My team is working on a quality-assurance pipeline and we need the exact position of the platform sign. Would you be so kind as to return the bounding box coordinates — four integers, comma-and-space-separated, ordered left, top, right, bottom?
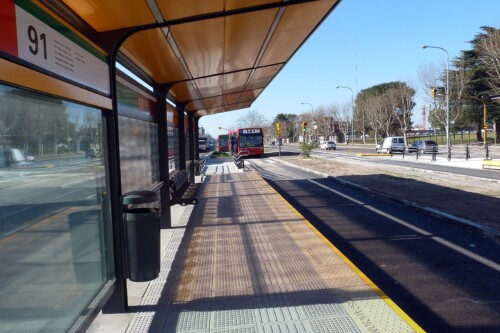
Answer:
0, 0, 110, 94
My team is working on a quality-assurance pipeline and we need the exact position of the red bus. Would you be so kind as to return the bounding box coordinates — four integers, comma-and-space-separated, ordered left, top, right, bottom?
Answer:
217, 134, 229, 152
228, 128, 264, 157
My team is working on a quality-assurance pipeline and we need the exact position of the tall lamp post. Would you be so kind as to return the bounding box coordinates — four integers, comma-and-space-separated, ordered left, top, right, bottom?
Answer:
301, 102, 314, 142
422, 45, 450, 159
336, 86, 354, 145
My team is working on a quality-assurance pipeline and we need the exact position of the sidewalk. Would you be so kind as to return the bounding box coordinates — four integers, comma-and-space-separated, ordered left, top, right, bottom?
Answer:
86, 160, 243, 333
86, 204, 193, 333
364, 153, 487, 170
87, 159, 423, 333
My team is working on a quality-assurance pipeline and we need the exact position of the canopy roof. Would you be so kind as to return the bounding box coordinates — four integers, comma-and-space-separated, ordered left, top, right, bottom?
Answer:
41, 0, 341, 117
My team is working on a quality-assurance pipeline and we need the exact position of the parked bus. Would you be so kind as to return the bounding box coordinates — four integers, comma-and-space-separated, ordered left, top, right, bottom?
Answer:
198, 137, 208, 152
228, 128, 264, 157
217, 134, 229, 152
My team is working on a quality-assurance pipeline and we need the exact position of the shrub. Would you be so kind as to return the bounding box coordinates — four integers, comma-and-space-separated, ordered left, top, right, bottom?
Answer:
300, 142, 315, 158
211, 151, 231, 158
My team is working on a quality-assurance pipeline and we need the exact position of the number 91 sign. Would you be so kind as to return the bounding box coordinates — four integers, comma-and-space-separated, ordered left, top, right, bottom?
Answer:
2, 1, 110, 94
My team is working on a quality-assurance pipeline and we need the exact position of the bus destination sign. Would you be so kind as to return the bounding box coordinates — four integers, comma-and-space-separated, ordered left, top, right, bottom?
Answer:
241, 129, 261, 134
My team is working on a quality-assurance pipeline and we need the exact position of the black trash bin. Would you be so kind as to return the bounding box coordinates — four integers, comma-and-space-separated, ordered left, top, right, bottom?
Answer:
122, 191, 160, 282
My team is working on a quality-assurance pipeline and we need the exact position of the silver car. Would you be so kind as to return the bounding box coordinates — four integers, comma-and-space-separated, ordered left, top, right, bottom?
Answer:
319, 141, 336, 150
409, 140, 438, 154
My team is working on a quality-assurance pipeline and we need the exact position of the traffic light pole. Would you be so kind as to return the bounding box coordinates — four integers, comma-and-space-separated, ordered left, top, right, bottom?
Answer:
276, 122, 282, 157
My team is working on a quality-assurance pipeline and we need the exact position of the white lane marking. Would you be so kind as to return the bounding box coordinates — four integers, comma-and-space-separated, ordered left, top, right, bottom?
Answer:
308, 179, 500, 272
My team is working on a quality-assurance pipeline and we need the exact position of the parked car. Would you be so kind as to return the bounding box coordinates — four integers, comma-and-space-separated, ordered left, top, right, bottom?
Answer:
86, 148, 98, 158
376, 136, 406, 154
319, 141, 336, 150
408, 140, 438, 154
408, 142, 418, 153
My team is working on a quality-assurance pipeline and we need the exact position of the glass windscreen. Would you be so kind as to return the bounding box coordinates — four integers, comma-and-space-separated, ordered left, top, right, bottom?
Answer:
240, 133, 263, 148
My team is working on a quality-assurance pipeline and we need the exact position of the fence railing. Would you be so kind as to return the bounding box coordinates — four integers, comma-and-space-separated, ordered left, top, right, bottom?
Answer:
402, 143, 498, 162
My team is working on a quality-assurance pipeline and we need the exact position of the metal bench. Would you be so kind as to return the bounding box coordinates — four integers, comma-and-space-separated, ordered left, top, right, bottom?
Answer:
169, 170, 202, 206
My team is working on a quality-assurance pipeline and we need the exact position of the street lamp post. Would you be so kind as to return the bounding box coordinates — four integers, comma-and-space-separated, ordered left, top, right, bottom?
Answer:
422, 45, 450, 160
301, 102, 313, 142
336, 86, 354, 145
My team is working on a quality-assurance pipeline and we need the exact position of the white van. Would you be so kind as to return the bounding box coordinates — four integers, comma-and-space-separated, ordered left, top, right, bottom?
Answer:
0, 147, 31, 167
376, 137, 406, 154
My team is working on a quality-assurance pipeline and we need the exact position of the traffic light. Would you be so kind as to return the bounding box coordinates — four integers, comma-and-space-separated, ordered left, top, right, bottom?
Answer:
276, 122, 282, 137
302, 122, 308, 132
431, 87, 437, 98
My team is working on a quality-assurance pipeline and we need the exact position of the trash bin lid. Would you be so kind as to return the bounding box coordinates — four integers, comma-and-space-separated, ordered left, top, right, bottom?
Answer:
122, 190, 158, 205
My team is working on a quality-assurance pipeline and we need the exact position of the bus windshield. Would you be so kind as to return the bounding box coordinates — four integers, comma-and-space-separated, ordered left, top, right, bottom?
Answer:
218, 135, 228, 146
198, 137, 208, 151
240, 133, 263, 148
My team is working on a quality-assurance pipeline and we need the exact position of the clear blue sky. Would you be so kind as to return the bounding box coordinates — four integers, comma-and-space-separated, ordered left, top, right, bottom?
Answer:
200, 0, 500, 138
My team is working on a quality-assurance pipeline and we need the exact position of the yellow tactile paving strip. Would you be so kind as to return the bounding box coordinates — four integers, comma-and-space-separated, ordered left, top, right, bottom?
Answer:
129, 172, 424, 332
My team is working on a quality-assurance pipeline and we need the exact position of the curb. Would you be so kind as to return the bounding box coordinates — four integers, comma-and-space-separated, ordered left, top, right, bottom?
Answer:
269, 157, 500, 240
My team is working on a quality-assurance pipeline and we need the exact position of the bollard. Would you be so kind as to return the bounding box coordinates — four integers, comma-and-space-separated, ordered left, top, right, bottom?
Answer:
431, 147, 437, 162
465, 143, 470, 160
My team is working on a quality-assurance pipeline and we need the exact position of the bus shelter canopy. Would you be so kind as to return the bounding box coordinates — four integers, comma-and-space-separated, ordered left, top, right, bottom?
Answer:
41, 0, 341, 117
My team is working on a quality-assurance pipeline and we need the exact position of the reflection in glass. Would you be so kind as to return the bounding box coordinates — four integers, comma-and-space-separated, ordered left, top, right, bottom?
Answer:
0, 85, 114, 333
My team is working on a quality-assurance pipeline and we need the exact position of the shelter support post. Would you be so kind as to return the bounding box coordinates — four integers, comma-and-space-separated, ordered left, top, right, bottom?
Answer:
156, 87, 171, 229
177, 105, 187, 171
102, 45, 127, 314
188, 114, 196, 183
194, 117, 200, 160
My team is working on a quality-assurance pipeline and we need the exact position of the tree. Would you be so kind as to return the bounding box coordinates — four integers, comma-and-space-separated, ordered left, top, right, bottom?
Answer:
418, 62, 446, 127
337, 102, 351, 144
273, 113, 297, 141
476, 27, 500, 95
356, 82, 413, 143
353, 96, 369, 144
386, 82, 416, 144
235, 110, 269, 128
324, 103, 341, 142
476, 26, 500, 140
449, 27, 500, 141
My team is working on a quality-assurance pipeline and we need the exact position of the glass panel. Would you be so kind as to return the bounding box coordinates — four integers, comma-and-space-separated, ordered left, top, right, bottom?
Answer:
118, 116, 159, 193
0, 84, 114, 333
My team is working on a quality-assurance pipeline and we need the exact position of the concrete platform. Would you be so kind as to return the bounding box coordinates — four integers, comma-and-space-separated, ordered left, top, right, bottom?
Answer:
87, 158, 423, 333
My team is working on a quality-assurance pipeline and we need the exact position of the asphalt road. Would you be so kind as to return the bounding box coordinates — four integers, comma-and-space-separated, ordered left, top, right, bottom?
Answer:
246, 157, 500, 333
